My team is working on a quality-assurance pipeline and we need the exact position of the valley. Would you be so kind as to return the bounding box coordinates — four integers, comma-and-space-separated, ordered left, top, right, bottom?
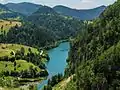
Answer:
0, 2, 84, 90
0, 0, 118, 90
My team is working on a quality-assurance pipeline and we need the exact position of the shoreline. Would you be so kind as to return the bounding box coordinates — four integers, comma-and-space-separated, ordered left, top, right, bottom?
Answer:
0, 40, 69, 90
37, 41, 70, 90
42, 39, 69, 50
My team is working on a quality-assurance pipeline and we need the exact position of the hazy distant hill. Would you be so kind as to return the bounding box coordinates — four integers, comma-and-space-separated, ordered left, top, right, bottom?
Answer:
53, 5, 106, 20
0, 3, 9, 11
5, 2, 106, 20
5, 2, 42, 16
0, 4, 24, 20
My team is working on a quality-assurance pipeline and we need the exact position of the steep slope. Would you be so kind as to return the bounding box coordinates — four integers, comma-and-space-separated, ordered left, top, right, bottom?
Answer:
5, 2, 42, 16
28, 6, 84, 40
54, 5, 106, 20
63, 0, 120, 90
1, 24, 55, 47
0, 4, 24, 20
0, 6, 84, 48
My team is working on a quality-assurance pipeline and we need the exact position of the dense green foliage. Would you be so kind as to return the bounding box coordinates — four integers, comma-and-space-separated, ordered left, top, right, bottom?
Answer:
0, 3, 85, 89
0, 44, 49, 77
43, 73, 63, 90
0, 44, 49, 88
65, 0, 120, 90
0, 1, 116, 90
0, 24, 55, 47
0, 6, 84, 48
27, 6, 84, 40
0, 4, 24, 20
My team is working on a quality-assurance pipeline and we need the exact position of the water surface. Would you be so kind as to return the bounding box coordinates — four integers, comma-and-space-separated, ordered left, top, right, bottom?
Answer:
38, 42, 70, 90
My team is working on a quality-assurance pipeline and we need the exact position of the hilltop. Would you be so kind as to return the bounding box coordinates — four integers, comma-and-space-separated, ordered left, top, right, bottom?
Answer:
53, 5, 106, 20
0, 4, 24, 20
5, 2, 105, 20
5, 2, 42, 16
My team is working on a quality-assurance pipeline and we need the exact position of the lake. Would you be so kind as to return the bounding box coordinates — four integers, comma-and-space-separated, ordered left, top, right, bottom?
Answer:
37, 42, 70, 90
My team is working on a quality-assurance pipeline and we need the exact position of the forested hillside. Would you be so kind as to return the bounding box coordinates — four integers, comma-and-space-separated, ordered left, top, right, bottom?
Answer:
0, 4, 24, 20
0, 1, 113, 90
28, 6, 84, 41
0, 6, 84, 48
63, 0, 120, 90
2, 24, 55, 47
0, 43, 49, 89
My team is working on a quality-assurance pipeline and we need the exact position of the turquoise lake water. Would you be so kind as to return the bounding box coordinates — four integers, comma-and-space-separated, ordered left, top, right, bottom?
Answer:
37, 42, 70, 90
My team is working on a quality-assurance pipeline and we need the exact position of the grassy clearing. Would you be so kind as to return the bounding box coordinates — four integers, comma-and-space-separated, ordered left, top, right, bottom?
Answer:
0, 43, 39, 58
0, 84, 37, 90
0, 20, 21, 33
0, 60, 41, 73
0, 43, 47, 89
0, 87, 27, 90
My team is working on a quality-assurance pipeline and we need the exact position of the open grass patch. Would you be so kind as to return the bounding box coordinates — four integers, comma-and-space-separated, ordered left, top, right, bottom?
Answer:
0, 60, 41, 73
0, 20, 21, 33
0, 43, 39, 58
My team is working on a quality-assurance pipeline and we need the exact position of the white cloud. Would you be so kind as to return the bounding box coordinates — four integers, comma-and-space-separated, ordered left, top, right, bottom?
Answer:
0, 0, 8, 3
0, 0, 4, 2
81, 0, 94, 3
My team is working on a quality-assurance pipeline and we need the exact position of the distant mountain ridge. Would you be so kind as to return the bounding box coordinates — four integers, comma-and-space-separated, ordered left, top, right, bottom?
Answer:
5, 2, 42, 16
0, 3, 24, 20
5, 2, 106, 20
0, 3, 9, 10
53, 5, 106, 20
33, 6, 57, 14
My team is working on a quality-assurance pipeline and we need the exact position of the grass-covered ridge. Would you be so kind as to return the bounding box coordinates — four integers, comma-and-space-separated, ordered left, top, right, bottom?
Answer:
0, 43, 39, 58
0, 43, 38, 54
0, 43, 49, 88
0, 20, 21, 34
0, 60, 41, 73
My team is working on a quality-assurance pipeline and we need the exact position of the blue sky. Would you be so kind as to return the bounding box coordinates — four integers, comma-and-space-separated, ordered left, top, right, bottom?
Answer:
0, 0, 117, 9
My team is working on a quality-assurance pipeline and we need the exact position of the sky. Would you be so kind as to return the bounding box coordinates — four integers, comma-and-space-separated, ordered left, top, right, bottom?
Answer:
0, 0, 117, 9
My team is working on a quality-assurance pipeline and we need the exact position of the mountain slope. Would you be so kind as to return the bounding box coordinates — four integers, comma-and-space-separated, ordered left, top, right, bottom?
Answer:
5, 2, 42, 16
54, 5, 106, 20
0, 4, 24, 20
0, 43, 48, 88
0, 6, 84, 49
63, 0, 120, 90
27, 6, 84, 40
